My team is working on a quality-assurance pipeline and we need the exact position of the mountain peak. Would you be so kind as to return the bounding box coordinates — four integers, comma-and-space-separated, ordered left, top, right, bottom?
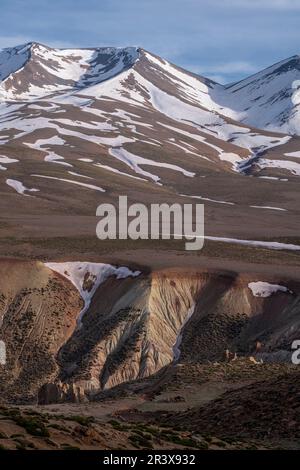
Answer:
23, 41, 44, 48
268, 54, 300, 75
1, 42, 300, 134
0, 42, 140, 99
215, 53, 300, 134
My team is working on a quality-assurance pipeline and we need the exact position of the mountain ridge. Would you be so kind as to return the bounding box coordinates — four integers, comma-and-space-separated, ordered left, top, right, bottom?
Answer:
1, 42, 300, 135
3, 41, 299, 86
0, 42, 299, 252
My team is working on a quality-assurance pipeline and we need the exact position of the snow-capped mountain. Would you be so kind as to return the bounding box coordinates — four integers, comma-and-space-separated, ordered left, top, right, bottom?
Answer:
0, 42, 300, 245
0, 43, 292, 170
0, 42, 139, 99
212, 55, 300, 135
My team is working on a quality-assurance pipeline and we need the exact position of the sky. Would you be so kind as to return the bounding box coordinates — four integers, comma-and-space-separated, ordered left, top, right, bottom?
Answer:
0, 0, 300, 84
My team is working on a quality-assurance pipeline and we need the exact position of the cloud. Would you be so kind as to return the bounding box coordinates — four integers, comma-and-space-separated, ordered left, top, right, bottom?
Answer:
197, 62, 258, 75
0, 0, 299, 84
0, 35, 30, 49
0, 34, 76, 51
204, 75, 229, 85
185, 61, 260, 84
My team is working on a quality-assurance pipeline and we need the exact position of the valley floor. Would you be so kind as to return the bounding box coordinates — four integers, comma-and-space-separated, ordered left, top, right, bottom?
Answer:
0, 359, 297, 450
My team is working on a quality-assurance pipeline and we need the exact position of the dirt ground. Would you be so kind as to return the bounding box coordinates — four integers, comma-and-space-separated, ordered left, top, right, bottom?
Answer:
1, 359, 294, 450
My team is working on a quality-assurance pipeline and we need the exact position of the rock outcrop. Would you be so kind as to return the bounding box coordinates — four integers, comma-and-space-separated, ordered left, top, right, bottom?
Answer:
0, 260, 298, 404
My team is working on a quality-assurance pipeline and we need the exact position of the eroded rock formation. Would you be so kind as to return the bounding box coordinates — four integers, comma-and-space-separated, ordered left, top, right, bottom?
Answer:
0, 260, 298, 404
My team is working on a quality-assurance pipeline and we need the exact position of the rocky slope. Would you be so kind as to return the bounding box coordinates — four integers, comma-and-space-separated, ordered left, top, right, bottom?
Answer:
0, 260, 82, 403
0, 260, 299, 404
163, 365, 300, 442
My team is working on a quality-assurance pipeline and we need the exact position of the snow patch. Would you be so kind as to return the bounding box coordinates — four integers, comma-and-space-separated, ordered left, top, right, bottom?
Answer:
206, 236, 300, 251
284, 151, 300, 158
109, 147, 195, 182
94, 162, 147, 181
6, 178, 39, 196
31, 174, 105, 192
250, 205, 286, 211
181, 193, 234, 206
45, 262, 141, 325
257, 158, 300, 176
0, 156, 19, 164
248, 281, 292, 298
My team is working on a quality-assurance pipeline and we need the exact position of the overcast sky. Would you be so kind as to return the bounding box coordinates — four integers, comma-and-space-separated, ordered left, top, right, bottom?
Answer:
0, 0, 299, 84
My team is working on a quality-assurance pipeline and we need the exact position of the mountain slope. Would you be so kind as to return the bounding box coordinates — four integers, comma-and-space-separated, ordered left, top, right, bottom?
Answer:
1, 43, 300, 441
0, 261, 299, 403
0, 43, 299, 253
0, 42, 139, 99
212, 55, 300, 135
